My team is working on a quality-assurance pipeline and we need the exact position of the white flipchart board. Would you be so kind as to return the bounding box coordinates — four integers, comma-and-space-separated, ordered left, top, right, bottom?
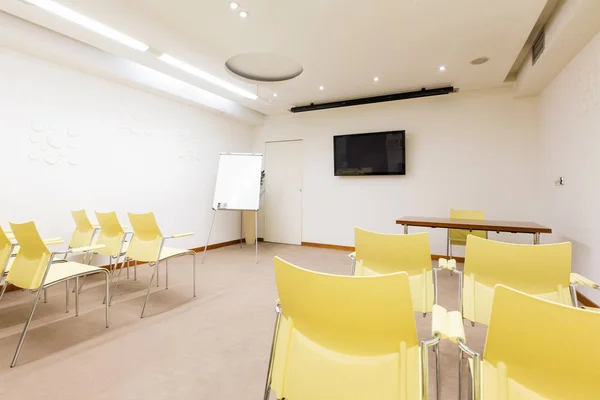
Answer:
212, 153, 263, 211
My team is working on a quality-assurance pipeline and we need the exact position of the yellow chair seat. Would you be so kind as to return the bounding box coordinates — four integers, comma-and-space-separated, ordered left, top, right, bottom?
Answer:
43, 262, 107, 287
159, 247, 193, 261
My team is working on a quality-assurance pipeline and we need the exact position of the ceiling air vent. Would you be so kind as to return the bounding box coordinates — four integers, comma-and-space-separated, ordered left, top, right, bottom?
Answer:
532, 29, 545, 65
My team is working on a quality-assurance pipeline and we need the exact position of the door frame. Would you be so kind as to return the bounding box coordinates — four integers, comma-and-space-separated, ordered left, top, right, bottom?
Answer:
263, 139, 304, 244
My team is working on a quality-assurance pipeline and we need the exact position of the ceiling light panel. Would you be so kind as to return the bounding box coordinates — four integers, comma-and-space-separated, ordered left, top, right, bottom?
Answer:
23, 0, 149, 52
159, 54, 258, 100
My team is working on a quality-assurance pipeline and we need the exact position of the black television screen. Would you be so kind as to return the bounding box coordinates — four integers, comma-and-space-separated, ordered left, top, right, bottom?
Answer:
334, 130, 406, 176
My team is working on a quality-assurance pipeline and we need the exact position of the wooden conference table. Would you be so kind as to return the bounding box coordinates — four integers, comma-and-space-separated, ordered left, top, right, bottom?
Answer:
396, 216, 552, 244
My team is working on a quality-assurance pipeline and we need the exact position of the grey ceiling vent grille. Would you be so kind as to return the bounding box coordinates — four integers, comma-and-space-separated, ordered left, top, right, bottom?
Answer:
532, 29, 545, 65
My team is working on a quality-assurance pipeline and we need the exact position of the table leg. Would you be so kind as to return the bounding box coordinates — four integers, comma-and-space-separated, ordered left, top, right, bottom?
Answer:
404, 225, 408, 234
533, 233, 540, 245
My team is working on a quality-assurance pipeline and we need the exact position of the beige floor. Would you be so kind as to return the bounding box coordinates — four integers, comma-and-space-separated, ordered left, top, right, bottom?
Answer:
0, 243, 486, 399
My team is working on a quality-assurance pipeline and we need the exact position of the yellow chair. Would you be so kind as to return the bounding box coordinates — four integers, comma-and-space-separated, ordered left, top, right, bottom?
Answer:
69, 209, 100, 253
352, 227, 436, 315
94, 211, 134, 303
458, 285, 600, 399
0, 228, 16, 280
0, 221, 108, 367
438, 235, 599, 327
3, 225, 67, 304
447, 209, 486, 257
125, 212, 196, 318
263, 257, 442, 400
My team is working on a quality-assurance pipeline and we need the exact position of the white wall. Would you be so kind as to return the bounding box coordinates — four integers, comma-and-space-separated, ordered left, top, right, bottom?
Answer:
0, 48, 256, 260
254, 89, 539, 256
538, 31, 600, 303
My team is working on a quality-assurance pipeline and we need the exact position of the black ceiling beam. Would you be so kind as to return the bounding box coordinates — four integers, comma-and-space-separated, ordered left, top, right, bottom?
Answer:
289, 86, 455, 113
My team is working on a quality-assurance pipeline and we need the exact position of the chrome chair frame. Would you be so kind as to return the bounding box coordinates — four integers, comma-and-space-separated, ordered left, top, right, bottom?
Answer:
138, 236, 197, 318
0, 246, 110, 368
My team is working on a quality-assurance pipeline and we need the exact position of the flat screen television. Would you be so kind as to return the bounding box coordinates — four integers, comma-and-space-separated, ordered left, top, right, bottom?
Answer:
334, 130, 406, 176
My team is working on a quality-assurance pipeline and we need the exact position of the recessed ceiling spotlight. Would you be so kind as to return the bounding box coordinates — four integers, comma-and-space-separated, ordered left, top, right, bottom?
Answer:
229, 2, 239, 10
470, 57, 490, 65
319, 85, 324, 91
438, 65, 447, 71
374, 77, 379, 82
273, 93, 278, 97
239, 10, 248, 18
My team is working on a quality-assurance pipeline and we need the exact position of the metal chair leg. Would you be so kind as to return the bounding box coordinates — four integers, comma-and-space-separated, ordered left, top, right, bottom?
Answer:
126, 256, 130, 279
140, 262, 158, 318
65, 280, 69, 313
0, 281, 8, 300
192, 253, 196, 297
435, 341, 441, 399
109, 258, 126, 306
165, 259, 169, 290
101, 271, 109, 327
44, 288, 48, 303
11, 290, 42, 367
458, 346, 463, 400
570, 284, 579, 307
75, 277, 80, 316
263, 310, 282, 400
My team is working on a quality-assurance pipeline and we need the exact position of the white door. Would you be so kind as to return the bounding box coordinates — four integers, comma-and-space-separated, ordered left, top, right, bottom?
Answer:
264, 140, 303, 245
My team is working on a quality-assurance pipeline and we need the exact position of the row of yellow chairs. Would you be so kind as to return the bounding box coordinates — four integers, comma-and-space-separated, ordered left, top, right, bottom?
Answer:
0, 210, 196, 367
351, 227, 598, 321
263, 228, 600, 399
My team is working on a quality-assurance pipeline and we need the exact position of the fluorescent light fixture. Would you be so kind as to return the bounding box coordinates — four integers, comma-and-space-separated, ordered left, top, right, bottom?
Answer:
23, 0, 149, 52
439, 65, 447, 71
373, 77, 379, 82
159, 54, 258, 100
319, 85, 324, 91
229, 2, 239, 10
239, 11, 248, 18
273, 93, 278, 97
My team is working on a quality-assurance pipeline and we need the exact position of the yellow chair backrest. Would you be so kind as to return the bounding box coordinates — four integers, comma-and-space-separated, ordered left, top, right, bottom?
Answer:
126, 212, 163, 262
271, 257, 420, 400
354, 227, 431, 276
463, 235, 572, 325
95, 212, 126, 257
69, 209, 96, 248
0, 227, 13, 276
484, 285, 600, 399
449, 208, 486, 244
6, 222, 51, 290
354, 227, 434, 313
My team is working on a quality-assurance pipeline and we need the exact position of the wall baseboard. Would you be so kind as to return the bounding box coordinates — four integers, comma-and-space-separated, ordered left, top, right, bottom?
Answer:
3, 237, 265, 294
301, 241, 354, 251
577, 291, 599, 308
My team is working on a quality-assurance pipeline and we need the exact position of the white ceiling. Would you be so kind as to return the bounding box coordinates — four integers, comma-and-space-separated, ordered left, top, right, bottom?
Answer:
1, 0, 549, 115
